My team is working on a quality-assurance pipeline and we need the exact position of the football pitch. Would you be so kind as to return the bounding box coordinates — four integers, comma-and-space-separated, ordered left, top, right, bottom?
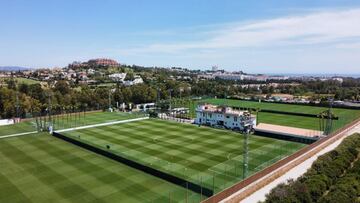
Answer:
61, 119, 305, 195
0, 111, 145, 137
0, 134, 201, 203
198, 98, 360, 131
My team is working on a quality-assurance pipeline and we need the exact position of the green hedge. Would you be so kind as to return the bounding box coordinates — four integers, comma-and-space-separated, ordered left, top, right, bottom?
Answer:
264, 133, 360, 203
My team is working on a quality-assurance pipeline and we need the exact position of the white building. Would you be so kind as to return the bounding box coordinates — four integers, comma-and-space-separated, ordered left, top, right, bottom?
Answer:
135, 102, 156, 111
124, 75, 144, 86
195, 104, 256, 131
109, 73, 127, 82
214, 72, 244, 80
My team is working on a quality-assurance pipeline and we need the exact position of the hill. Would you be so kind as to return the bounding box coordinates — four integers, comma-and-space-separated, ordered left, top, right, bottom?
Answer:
0, 66, 30, 71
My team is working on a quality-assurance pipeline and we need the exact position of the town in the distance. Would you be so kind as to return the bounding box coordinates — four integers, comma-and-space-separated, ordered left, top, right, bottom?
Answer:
1, 1, 360, 203
1, 57, 360, 203
1, 58, 359, 111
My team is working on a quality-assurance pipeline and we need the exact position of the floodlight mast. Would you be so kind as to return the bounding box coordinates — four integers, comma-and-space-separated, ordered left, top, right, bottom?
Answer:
243, 128, 249, 179
242, 110, 253, 179
318, 97, 335, 135
242, 107, 257, 179
325, 97, 334, 135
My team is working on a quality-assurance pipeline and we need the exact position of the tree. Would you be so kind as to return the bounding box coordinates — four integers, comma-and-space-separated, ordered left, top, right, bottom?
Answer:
124, 72, 135, 81
6, 79, 16, 90
28, 84, 45, 103
18, 83, 29, 94
54, 80, 71, 95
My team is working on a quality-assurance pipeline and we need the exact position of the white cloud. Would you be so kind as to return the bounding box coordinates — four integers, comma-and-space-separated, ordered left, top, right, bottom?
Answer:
121, 8, 360, 54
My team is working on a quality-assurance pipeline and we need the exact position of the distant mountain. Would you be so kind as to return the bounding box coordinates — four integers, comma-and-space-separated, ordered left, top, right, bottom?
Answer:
0, 66, 30, 71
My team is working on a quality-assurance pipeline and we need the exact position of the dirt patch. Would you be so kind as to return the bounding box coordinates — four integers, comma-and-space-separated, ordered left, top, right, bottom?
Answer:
255, 123, 323, 138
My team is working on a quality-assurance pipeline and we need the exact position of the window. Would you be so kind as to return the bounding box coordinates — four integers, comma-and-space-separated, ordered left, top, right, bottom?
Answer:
234, 116, 238, 122
226, 116, 230, 119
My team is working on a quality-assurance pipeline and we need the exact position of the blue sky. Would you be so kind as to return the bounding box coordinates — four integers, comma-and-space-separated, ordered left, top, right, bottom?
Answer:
1, 0, 360, 74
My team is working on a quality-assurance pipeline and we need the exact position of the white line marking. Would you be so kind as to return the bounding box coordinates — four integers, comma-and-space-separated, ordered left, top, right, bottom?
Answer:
0, 131, 38, 139
55, 117, 149, 133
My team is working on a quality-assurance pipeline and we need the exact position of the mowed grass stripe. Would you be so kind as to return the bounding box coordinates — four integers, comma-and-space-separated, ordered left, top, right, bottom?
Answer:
75, 126, 216, 171
27, 137, 143, 201
63, 119, 305, 191
0, 140, 71, 202
71, 118, 296, 167
0, 134, 197, 202
0, 121, 36, 137
132, 119, 290, 153
0, 111, 143, 137
0, 137, 105, 203
41, 135, 192, 202
109, 119, 280, 155
29, 136, 172, 202
111, 119, 287, 161
74, 121, 281, 173
258, 112, 320, 130
53, 111, 143, 130
202, 98, 351, 114
0, 172, 31, 202
202, 98, 360, 131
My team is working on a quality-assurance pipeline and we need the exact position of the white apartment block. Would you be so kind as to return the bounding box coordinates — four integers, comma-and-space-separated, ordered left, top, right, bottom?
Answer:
195, 104, 256, 131
109, 73, 127, 82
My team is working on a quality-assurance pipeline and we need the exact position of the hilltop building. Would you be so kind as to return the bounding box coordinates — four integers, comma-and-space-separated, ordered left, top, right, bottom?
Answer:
88, 58, 119, 66
195, 104, 256, 131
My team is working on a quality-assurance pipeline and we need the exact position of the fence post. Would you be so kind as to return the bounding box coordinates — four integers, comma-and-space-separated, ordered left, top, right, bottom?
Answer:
200, 176, 203, 201
186, 181, 188, 203
212, 174, 215, 193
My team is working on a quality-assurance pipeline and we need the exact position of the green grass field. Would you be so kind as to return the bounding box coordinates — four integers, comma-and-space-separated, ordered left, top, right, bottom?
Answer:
0, 121, 37, 136
0, 134, 201, 203
15, 77, 40, 85
198, 98, 360, 131
0, 111, 145, 137
61, 119, 305, 194
0, 112, 307, 202
0, 77, 40, 85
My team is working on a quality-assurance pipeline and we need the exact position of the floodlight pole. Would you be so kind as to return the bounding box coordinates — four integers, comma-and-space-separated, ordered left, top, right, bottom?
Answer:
325, 97, 334, 135
243, 130, 249, 179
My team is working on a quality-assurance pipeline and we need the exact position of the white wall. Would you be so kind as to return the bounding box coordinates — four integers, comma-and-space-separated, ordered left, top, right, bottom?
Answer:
0, 119, 14, 126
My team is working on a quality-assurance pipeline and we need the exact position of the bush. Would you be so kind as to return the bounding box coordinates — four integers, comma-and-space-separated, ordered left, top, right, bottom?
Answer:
318, 190, 354, 203
148, 111, 158, 118
304, 175, 328, 202
263, 133, 360, 203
